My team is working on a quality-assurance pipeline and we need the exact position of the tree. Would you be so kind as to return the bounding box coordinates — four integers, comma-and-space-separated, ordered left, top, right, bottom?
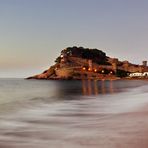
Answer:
116, 69, 128, 78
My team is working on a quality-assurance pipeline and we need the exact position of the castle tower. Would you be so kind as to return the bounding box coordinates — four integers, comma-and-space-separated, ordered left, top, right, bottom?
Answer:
60, 53, 68, 63
142, 61, 147, 67
123, 61, 129, 71
112, 63, 117, 73
88, 60, 93, 71
112, 58, 118, 73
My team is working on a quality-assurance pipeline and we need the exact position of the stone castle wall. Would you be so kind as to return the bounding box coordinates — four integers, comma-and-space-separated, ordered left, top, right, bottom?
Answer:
64, 56, 148, 73
55, 68, 74, 78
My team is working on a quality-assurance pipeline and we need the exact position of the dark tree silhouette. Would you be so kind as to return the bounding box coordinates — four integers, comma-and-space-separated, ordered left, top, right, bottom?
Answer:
60, 46, 108, 65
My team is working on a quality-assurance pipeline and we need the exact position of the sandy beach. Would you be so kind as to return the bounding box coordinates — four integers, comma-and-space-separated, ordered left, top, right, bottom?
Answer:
1, 103, 148, 148
0, 79, 148, 148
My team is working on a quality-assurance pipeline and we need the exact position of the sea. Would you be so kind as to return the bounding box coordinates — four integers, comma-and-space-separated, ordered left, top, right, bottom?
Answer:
0, 79, 148, 148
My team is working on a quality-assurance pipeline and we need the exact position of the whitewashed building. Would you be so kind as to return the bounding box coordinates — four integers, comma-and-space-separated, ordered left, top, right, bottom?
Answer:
129, 72, 148, 77
143, 72, 148, 77
129, 72, 143, 77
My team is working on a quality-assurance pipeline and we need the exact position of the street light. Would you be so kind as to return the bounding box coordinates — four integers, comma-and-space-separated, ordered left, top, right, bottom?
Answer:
82, 67, 86, 71
88, 67, 91, 71
94, 69, 97, 72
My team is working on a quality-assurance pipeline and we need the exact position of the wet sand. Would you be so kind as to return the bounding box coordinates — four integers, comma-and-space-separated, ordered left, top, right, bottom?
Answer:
0, 101, 148, 148
0, 79, 148, 148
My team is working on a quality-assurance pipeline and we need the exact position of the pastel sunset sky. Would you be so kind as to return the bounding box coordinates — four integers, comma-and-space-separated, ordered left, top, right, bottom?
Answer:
1, 0, 148, 77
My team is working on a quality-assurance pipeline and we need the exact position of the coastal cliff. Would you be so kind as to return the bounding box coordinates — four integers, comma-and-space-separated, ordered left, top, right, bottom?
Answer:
27, 46, 148, 80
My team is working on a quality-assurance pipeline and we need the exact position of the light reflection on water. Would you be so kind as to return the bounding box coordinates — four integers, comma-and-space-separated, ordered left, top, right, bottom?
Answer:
0, 79, 148, 148
82, 79, 114, 95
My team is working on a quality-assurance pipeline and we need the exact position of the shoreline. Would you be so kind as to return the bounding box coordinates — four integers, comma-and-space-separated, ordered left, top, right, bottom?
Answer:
26, 76, 148, 81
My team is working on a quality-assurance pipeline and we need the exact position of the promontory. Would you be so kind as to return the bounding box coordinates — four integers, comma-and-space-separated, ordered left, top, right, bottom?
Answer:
27, 46, 148, 80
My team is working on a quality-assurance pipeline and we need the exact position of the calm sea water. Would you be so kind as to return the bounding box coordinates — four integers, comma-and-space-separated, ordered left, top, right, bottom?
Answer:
0, 79, 148, 148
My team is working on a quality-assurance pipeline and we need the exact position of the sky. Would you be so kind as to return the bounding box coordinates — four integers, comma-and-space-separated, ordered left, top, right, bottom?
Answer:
0, 0, 148, 78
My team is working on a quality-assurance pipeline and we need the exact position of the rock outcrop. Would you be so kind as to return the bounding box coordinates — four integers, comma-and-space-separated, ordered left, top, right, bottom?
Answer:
27, 46, 148, 80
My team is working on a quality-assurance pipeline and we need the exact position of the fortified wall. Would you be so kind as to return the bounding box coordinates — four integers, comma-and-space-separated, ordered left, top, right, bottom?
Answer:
108, 58, 148, 73
60, 55, 148, 74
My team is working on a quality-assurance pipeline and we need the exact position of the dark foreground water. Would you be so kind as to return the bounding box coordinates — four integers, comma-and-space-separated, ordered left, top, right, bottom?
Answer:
0, 79, 148, 148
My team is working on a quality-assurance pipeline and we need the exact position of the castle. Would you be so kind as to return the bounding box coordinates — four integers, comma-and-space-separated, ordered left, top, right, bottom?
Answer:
27, 47, 148, 80
56, 48, 148, 79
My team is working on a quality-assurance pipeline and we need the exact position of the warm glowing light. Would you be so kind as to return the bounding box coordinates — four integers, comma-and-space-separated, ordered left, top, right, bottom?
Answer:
60, 54, 63, 58
88, 67, 91, 71
110, 71, 113, 74
102, 70, 104, 73
94, 69, 97, 72
82, 67, 86, 70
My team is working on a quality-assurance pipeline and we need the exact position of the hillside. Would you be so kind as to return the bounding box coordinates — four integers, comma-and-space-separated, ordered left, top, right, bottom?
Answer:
27, 46, 148, 80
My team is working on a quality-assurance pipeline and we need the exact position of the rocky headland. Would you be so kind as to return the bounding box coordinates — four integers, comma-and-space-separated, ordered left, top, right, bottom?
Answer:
27, 47, 148, 80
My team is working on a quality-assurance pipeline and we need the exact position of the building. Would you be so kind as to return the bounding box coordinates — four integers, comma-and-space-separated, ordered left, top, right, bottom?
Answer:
129, 72, 143, 77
